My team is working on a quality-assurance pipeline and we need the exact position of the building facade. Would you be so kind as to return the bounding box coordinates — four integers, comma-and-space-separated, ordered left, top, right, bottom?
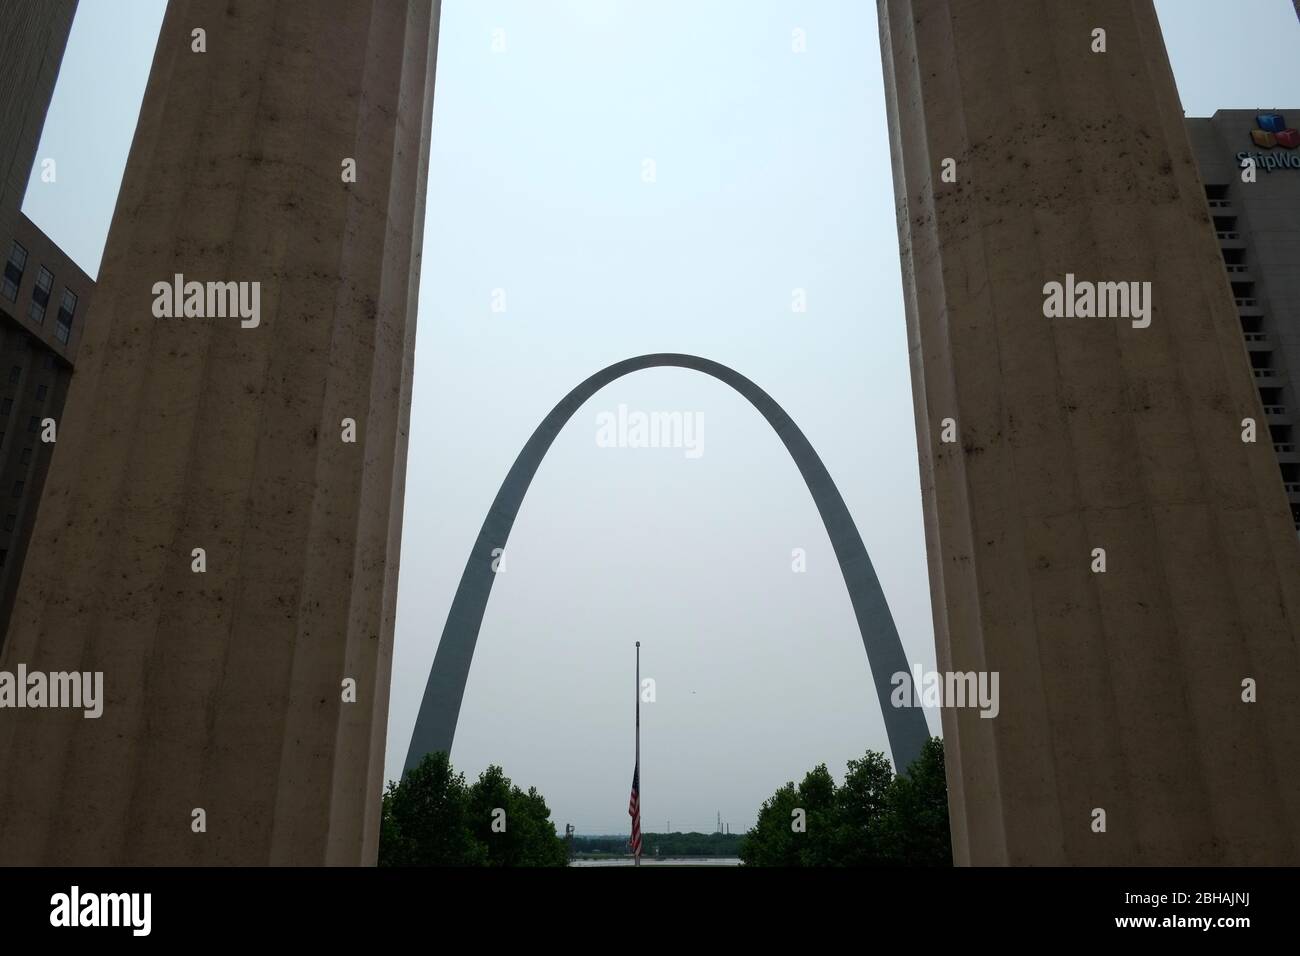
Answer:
0, 216, 92, 639
0, 0, 90, 640
1187, 109, 1300, 529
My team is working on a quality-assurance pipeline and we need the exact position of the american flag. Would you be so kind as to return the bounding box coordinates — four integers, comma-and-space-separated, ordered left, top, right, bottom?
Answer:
628, 764, 641, 860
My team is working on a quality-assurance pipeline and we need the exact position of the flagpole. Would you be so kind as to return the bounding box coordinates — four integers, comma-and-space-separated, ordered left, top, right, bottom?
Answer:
635, 640, 641, 868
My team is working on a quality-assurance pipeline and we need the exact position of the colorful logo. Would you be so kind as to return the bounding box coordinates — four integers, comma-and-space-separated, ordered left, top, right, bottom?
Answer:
1251, 113, 1299, 149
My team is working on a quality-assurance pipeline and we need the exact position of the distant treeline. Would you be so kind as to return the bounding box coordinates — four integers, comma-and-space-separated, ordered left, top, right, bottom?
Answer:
571, 832, 743, 858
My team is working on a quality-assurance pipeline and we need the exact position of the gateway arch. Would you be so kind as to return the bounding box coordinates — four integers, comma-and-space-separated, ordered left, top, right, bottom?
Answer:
405, 353, 930, 774
4, 0, 1300, 867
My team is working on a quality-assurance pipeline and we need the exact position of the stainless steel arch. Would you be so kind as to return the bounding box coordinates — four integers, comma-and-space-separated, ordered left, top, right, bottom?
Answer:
405, 353, 929, 773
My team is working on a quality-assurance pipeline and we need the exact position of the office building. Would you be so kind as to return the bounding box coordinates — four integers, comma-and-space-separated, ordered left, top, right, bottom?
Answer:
1187, 109, 1300, 528
0, 0, 90, 639
0, 216, 92, 638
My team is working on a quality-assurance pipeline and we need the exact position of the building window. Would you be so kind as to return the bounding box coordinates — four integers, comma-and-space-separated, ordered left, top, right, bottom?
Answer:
2, 241, 27, 302
11, 481, 23, 498
2, 515, 13, 532
28, 267, 53, 325
35, 383, 46, 401
26, 415, 39, 433
0, 550, 6, 568
19, 448, 31, 465
55, 288, 77, 345
7, 366, 19, 384
0, 397, 10, 414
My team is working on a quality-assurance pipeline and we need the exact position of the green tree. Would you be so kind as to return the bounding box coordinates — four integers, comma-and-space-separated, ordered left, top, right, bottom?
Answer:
739, 737, 951, 867
794, 763, 840, 865
874, 737, 951, 866
740, 764, 840, 866
510, 785, 570, 866
740, 780, 802, 866
831, 749, 895, 865
380, 751, 485, 866
379, 752, 567, 867
466, 765, 568, 867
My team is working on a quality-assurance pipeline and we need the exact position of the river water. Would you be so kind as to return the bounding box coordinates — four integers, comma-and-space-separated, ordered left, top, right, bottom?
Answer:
570, 857, 742, 867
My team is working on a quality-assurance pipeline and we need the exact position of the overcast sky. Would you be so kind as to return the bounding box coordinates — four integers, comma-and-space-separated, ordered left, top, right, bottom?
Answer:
23, 0, 1300, 835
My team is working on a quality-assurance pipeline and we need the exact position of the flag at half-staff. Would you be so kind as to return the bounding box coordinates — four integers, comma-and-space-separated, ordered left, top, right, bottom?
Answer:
628, 763, 641, 862
629, 641, 642, 865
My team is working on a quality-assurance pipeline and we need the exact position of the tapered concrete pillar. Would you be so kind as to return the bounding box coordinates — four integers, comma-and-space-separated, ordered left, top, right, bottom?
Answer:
0, 0, 440, 865
879, 0, 1300, 864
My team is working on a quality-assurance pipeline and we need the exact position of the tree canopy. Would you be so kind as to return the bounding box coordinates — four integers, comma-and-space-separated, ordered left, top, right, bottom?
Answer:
380, 752, 568, 867
739, 737, 951, 866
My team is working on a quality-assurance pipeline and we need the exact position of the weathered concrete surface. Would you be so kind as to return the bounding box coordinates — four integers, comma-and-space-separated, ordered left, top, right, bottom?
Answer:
879, 0, 1300, 864
0, 0, 440, 865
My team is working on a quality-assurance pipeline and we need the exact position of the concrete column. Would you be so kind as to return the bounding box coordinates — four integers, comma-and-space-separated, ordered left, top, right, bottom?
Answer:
879, 0, 1300, 864
0, 0, 440, 865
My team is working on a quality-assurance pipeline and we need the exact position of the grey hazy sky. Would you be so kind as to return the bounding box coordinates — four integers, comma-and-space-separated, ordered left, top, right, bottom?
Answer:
22, 1, 1300, 835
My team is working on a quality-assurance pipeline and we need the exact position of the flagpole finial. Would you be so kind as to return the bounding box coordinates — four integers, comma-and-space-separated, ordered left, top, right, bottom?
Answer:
636, 641, 640, 647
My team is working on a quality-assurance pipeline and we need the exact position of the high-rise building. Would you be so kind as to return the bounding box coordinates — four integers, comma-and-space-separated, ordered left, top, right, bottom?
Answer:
0, 0, 90, 639
1187, 109, 1300, 529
